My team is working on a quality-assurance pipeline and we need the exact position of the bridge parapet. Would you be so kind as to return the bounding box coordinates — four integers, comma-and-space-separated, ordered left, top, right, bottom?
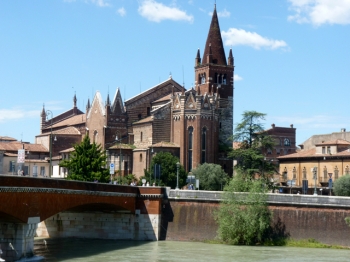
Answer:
168, 190, 350, 209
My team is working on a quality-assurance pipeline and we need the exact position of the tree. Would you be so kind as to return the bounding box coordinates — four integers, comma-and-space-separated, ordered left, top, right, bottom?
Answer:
191, 163, 228, 191
148, 152, 186, 189
229, 111, 276, 183
216, 170, 272, 245
60, 135, 110, 183
333, 174, 350, 196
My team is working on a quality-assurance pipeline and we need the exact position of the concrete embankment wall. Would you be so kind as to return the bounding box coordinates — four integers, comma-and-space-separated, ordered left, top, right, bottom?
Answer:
162, 190, 350, 246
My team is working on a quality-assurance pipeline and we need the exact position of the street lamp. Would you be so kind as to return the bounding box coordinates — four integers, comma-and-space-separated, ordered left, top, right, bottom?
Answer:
176, 162, 180, 190
46, 110, 54, 178
115, 132, 122, 183
313, 167, 318, 196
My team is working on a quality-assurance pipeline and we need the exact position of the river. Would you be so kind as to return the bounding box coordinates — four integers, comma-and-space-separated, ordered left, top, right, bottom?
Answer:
32, 238, 350, 262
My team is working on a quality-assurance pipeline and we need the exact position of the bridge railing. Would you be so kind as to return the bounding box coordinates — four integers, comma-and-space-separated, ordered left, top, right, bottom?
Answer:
167, 189, 350, 208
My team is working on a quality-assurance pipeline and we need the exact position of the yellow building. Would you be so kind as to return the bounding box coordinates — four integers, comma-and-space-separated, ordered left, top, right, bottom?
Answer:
278, 139, 350, 190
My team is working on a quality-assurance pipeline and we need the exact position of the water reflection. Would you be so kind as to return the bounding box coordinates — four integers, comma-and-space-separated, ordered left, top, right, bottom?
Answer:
34, 238, 350, 262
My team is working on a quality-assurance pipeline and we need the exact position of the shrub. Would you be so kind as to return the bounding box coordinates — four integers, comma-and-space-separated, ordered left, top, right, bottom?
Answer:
333, 175, 350, 196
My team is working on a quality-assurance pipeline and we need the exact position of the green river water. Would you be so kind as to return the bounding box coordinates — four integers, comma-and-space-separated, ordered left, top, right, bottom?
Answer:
32, 238, 350, 262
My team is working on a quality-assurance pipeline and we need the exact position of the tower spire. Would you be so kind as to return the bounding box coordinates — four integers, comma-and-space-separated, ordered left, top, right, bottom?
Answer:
202, 4, 227, 65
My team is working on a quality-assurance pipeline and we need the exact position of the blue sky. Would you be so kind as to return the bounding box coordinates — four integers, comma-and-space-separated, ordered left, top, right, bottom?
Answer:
1, 0, 349, 146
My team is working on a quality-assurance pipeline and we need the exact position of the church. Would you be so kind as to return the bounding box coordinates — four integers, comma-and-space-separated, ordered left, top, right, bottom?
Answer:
36, 5, 234, 179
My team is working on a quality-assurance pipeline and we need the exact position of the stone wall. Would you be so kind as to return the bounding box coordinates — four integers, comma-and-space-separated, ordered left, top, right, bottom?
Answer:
161, 190, 350, 246
37, 211, 161, 241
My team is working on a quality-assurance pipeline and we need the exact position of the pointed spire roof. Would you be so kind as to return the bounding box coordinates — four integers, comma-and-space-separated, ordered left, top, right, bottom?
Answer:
202, 4, 227, 66
106, 93, 111, 106
41, 104, 46, 117
73, 92, 77, 107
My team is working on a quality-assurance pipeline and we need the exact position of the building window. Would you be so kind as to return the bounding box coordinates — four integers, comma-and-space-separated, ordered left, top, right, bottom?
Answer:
327, 146, 331, 154
334, 166, 339, 179
201, 127, 207, 163
323, 166, 327, 179
322, 147, 325, 154
8, 161, 15, 172
284, 138, 290, 146
138, 114, 142, 120
276, 148, 280, 154
223, 74, 227, 84
267, 149, 272, 155
147, 107, 150, 116
302, 167, 307, 179
140, 132, 143, 142
93, 130, 98, 143
201, 74, 206, 84
140, 153, 142, 162
293, 167, 297, 179
188, 126, 193, 171
345, 166, 350, 175
40, 166, 45, 177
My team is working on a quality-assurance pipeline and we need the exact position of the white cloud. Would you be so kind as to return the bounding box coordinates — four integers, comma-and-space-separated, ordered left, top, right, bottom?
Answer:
0, 109, 39, 123
117, 7, 126, 17
138, 0, 194, 23
288, 0, 350, 25
234, 74, 243, 81
222, 28, 288, 50
209, 8, 230, 18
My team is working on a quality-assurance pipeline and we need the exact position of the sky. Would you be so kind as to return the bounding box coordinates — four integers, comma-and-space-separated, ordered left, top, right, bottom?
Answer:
0, 0, 349, 146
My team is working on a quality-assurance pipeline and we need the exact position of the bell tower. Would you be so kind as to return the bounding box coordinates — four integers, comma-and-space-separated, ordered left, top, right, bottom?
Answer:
195, 4, 234, 146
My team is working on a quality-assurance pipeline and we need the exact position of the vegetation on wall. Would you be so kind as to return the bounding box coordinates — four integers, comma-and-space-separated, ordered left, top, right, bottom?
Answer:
191, 163, 228, 191
60, 135, 110, 183
333, 174, 350, 196
216, 170, 272, 245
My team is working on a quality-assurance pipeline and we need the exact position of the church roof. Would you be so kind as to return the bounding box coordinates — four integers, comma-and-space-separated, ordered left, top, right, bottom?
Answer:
152, 141, 179, 148
202, 5, 227, 66
51, 114, 86, 128
125, 77, 184, 105
133, 116, 153, 125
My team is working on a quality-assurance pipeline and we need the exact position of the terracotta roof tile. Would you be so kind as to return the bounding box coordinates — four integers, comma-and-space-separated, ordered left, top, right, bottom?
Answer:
51, 114, 86, 128
0, 142, 48, 152
40, 126, 81, 136
315, 139, 350, 146
0, 136, 17, 141
152, 141, 179, 148
133, 116, 153, 125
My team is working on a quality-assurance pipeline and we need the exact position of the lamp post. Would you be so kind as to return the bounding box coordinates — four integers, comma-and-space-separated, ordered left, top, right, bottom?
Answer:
115, 132, 122, 184
176, 162, 180, 190
46, 110, 54, 178
313, 167, 318, 196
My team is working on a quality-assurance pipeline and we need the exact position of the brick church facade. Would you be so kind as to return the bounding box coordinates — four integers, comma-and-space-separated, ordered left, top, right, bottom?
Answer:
37, 5, 234, 179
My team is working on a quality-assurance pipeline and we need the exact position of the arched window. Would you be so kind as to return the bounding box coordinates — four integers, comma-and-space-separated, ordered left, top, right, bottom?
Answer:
188, 127, 193, 171
93, 130, 98, 143
292, 167, 297, 179
140, 153, 142, 162
223, 74, 227, 84
201, 74, 206, 84
201, 127, 207, 163
284, 138, 290, 146
323, 166, 327, 179
334, 166, 339, 179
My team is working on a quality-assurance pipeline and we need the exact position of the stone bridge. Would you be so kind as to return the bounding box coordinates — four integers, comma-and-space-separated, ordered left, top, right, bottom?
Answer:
0, 176, 164, 261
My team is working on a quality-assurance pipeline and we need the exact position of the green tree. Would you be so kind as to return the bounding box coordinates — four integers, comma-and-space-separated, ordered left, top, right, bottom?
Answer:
148, 152, 186, 189
60, 135, 110, 183
229, 111, 276, 183
333, 174, 350, 196
191, 163, 228, 191
216, 170, 272, 245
